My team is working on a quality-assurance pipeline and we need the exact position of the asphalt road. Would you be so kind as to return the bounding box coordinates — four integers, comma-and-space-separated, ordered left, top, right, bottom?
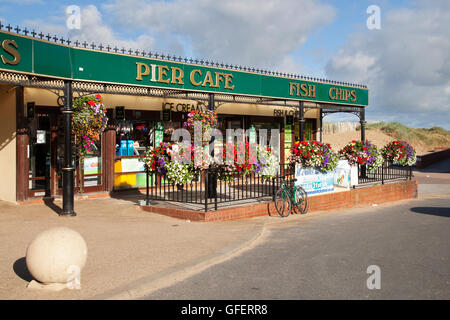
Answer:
144, 196, 450, 300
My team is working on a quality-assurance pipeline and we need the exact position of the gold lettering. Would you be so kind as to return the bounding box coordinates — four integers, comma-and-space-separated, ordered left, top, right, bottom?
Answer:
190, 69, 202, 86
202, 71, 214, 87
350, 90, 357, 102
289, 82, 299, 96
344, 89, 350, 101
158, 65, 170, 84
224, 74, 234, 90
308, 85, 316, 98
300, 83, 308, 97
214, 73, 225, 88
1, 40, 20, 65
150, 64, 157, 81
171, 66, 184, 85
136, 62, 149, 81
329, 87, 336, 100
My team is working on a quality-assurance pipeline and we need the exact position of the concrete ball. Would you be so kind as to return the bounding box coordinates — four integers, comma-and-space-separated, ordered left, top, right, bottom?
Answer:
26, 227, 88, 284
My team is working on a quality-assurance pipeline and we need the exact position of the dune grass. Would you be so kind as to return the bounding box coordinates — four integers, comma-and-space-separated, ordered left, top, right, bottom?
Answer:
357, 122, 450, 150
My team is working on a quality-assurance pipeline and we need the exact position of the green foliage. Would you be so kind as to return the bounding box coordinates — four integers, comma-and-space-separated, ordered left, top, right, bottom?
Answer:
358, 122, 450, 149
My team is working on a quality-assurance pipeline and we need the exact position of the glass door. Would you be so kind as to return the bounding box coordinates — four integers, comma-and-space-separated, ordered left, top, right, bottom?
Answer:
28, 107, 105, 198
28, 113, 51, 198
80, 136, 103, 193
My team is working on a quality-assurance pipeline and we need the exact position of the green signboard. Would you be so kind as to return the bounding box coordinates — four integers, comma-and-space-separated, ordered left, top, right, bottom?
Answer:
284, 124, 292, 163
0, 30, 368, 106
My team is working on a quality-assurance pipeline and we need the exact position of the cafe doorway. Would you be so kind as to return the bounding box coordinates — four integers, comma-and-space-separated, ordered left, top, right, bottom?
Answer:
27, 107, 104, 198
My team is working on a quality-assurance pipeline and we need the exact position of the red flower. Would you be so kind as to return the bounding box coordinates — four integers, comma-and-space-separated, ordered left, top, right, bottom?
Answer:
88, 100, 95, 106
95, 94, 102, 100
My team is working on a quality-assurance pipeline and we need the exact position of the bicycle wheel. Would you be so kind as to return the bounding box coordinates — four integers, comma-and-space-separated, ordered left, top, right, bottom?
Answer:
274, 188, 292, 217
293, 185, 309, 214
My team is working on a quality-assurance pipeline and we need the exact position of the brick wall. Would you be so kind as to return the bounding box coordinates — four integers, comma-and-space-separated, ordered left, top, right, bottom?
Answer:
416, 148, 450, 169
141, 180, 418, 222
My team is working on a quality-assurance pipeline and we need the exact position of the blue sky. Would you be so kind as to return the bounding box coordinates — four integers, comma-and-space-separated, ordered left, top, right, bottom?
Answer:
1, 0, 449, 129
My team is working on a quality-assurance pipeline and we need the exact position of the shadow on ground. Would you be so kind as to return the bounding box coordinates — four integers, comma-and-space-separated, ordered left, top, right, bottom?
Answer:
43, 198, 63, 215
109, 189, 146, 205
13, 257, 34, 282
410, 207, 450, 218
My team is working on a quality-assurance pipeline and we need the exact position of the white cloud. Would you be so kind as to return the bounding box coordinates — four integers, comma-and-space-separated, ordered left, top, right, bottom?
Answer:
103, 0, 335, 70
325, 1, 450, 129
24, 5, 155, 52
1, 0, 43, 3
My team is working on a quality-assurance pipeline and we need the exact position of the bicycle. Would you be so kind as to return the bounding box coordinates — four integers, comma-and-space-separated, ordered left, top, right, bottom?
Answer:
274, 175, 308, 217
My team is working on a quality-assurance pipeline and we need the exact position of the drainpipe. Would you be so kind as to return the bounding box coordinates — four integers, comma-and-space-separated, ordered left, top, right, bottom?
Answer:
299, 101, 305, 141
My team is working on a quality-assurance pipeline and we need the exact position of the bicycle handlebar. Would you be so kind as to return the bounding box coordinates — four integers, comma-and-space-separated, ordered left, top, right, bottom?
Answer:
279, 175, 297, 182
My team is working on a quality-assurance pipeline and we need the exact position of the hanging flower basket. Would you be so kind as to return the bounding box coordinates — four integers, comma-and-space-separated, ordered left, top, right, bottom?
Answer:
72, 94, 108, 158
143, 142, 172, 175
288, 141, 339, 172
256, 145, 279, 180
339, 140, 384, 170
381, 140, 416, 166
183, 109, 218, 141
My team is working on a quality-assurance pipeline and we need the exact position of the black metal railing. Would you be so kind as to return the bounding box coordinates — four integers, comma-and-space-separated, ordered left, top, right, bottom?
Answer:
145, 164, 294, 211
144, 161, 412, 211
357, 162, 413, 185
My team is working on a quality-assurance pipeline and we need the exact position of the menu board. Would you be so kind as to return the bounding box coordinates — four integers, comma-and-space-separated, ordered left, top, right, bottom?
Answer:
84, 156, 100, 174
284, 124, 292, 163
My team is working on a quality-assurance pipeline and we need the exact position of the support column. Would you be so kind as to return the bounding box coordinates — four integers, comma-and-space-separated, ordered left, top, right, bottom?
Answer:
319, 109, 323, 143
104, 124, 116, 192
298, 101, 305, 141
360, 108, 367, 178
16, 86, 28, 202
61, 80, 75, 216
360, 108, 366, 142
208, 93, 214, 111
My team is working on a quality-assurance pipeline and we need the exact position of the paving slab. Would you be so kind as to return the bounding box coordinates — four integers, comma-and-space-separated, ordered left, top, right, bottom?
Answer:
0, 197, 264, 300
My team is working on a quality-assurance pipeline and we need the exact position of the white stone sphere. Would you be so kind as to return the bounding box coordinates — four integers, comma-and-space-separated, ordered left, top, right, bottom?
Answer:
26, 227, 88, 284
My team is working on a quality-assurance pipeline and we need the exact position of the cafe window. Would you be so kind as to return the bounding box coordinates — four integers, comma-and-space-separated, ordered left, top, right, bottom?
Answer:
251, 121, 280, 146
163, 121, 182, 143
116, 120, 152, 156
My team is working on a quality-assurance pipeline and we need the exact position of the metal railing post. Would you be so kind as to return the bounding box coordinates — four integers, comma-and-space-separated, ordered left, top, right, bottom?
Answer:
214, 172, 218, 211
272, 177, 276, 202
146, 167, 149, 205
204, 170, 208, 212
